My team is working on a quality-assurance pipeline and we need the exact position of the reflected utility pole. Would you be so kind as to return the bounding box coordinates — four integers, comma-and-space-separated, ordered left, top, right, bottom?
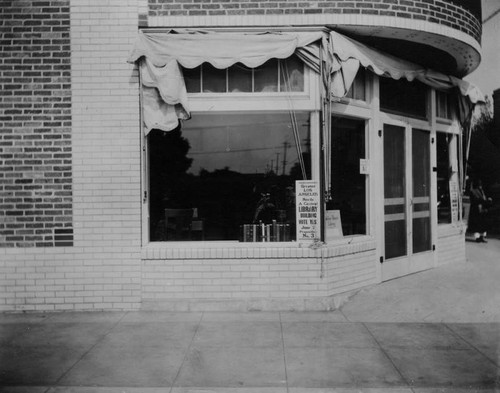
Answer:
282, 141, 290, 175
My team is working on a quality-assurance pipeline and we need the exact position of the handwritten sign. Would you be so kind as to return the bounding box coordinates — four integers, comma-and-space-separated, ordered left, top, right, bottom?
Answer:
325, 210, 343, 242
449, 180, 459, 222
296, 180, 320, 242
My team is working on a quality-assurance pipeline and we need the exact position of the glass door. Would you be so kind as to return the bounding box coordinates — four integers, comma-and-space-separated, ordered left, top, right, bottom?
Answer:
412, 129, 432, 254
382, 123, 434, 281
383, 125, 407, 260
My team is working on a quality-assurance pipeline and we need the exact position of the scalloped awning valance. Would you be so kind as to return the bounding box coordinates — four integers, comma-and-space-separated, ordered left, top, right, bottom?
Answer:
128, 29, 484, 133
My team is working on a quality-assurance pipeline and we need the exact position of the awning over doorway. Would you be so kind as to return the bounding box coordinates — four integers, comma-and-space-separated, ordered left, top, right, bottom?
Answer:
328, 31, 483, 101
327, 30, 484, 121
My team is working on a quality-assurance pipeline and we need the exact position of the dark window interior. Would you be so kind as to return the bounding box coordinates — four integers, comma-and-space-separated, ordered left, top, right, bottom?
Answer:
437, 132, 453, 224
327, 116, 366, 236
380, 77, 427, 119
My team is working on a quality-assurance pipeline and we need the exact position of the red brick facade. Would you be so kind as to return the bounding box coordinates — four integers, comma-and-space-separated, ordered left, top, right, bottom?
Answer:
0, 1, 73, 247
147, 0, 481, 43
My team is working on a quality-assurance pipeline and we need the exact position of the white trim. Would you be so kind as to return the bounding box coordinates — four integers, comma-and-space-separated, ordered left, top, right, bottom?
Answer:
310, 111, 321, 181
139, 71, 149, 247
141, 236, 377, 259
147, 14, 481, 54
385, 197, 405, 205
384, 213, 406, 222
413, 196, 430, 204
413, 211, 431, 219
430, 87, 438, 254
188, 65, 318, 113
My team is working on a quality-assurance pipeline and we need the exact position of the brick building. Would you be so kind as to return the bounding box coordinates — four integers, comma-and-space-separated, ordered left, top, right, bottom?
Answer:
0, 0, 484, 312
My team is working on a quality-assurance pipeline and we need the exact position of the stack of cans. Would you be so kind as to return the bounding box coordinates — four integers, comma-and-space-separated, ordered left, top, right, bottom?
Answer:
239, 221, 290, 242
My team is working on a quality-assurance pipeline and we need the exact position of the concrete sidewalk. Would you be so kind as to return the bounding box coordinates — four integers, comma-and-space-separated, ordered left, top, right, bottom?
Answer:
341, 237, 500, 323
1, 240, 500, 393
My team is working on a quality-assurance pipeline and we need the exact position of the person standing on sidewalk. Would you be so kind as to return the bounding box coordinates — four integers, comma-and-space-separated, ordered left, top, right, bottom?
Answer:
468, 179, 493, 243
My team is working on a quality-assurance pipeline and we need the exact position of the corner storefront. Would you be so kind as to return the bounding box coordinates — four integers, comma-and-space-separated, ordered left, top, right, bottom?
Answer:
128, 28, 483, 310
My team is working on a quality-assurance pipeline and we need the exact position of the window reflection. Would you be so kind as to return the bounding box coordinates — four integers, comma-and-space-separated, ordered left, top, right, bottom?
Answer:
280, 56, 304, 93
148, 112, 311, 241
228, 63, 252, 92
254, 59, 279, 92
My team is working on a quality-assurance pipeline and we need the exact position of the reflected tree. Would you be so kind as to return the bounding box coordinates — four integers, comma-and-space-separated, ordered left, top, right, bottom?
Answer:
148, 127, 193, 240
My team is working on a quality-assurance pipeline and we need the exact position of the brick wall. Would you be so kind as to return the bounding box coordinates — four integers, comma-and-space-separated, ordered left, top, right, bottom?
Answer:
0, 0, 143, 312
0, 1, 73, 248
147, 0, 481, 43
0, 0, 471, 313
437, 225, 466, 266
141, 242, 377, 311
325, 246, 378, 296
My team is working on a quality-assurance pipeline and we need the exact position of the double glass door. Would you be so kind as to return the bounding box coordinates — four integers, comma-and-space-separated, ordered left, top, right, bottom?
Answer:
382, 123, 433, 281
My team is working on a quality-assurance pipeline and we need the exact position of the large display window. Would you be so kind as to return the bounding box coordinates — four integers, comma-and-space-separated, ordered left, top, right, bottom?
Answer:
148, 112, 312, 242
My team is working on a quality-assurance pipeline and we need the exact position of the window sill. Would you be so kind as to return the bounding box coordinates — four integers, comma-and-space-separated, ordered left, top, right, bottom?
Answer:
141, 235, 376, 260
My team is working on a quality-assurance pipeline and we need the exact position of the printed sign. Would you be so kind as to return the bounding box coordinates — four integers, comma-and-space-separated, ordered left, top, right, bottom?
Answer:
325, 210, 343, 242
359, 159, 370, 175
296, 180, 321, 242
449, 180, 459, 222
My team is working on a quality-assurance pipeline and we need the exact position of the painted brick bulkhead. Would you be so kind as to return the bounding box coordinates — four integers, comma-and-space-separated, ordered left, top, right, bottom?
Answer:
0, 0, 481, 312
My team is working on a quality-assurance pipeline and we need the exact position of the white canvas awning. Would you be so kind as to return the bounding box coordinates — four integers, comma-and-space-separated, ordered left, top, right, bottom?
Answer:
327, 31, 484, 121
129, 29, 324, 69
128, 30, 325, 134
128, 29, 484, 133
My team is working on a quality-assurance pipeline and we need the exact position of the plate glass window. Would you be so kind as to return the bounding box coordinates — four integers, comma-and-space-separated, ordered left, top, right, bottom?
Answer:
148, 112, 311, 242
328, 116, 367, 236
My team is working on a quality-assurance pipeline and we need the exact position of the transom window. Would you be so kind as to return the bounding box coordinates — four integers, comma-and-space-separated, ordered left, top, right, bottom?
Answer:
436, 91, 455, 120
380, 77, 428, 119
344, 68, 366, 101
183, 55, 305, 94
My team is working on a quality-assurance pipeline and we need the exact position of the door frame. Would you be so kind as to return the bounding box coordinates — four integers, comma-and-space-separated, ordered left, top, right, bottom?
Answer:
378, 113, 437, 281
